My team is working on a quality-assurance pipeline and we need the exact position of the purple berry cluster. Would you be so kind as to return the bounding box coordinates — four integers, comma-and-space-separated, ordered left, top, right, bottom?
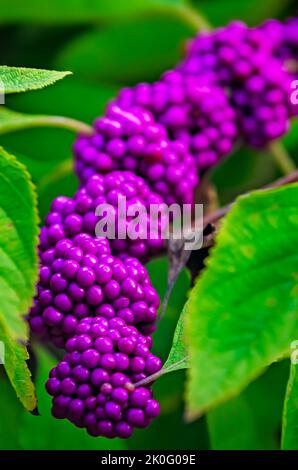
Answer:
180, 20, 295, 147
74, 18, 298, 178
46, 317, 161, 438
260, 18, 298, 72
38, 171, 166, 262
115, 70, 238, 170
74, 104, 198, 205
30, 231, 162, 438
29, 233, 160, 348
258, 18, 298, 115
30, 16, 298, 440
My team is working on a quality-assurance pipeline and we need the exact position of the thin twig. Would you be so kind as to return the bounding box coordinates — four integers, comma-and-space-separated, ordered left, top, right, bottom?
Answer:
0, 114, 93, 136
172, 3, 211, 32
128, 358, 189, 389
267, 141, 296, 176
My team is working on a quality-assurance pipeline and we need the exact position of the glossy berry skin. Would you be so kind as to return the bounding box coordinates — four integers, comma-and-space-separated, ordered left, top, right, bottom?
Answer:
29, 234, 160, 347
74, 105, 198, 206
39, 171, 168, 262
46, 317, 162, 438
258, 18, 298, 115
259, 18, 298, 71
73, 171, 167, 261
180, 21, 294, 147
115, 70, 238, 171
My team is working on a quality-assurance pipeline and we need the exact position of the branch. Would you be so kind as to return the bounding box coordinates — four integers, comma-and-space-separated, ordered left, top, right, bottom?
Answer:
267, 141, 296, 176
204, 169, 298, 228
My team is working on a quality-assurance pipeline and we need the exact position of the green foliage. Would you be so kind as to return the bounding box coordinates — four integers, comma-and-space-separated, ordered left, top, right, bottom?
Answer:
0, 66, 71, 94
282, 362, 298, 449
0, 0, 298, 451
208, 360, 289, 449
55, 17, 193, 85
0, 147, 39, 411
185, 184, 298, 419
0, 0, 186, 23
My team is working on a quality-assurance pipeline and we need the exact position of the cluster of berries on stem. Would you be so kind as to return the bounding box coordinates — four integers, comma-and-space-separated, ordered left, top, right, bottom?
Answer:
29, 16, 298, 439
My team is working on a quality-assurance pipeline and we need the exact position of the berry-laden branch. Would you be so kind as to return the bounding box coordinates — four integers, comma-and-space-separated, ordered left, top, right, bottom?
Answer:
29, 15, 298, 440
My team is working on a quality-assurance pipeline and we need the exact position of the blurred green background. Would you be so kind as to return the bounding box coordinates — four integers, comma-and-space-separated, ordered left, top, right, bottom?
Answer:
0, 0, 297, 450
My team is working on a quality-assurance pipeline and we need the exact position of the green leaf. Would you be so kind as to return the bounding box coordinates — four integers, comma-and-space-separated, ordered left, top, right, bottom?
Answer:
55, 17, 193, 85
185, 183, 298, 419
0, 66, 71, 94
0, 147, 39, 411
0, 322, 36, 413
0, 0, 185, 23
282, 362, 298, 449
208, 360, 289, 450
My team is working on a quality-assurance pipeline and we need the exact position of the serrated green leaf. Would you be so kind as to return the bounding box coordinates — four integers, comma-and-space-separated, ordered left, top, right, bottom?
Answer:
0, 146, 39, 411
0, 66, 71, 94
282, 362, 298, 449
0, 320, 36, 412
185, 183, 298, 419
